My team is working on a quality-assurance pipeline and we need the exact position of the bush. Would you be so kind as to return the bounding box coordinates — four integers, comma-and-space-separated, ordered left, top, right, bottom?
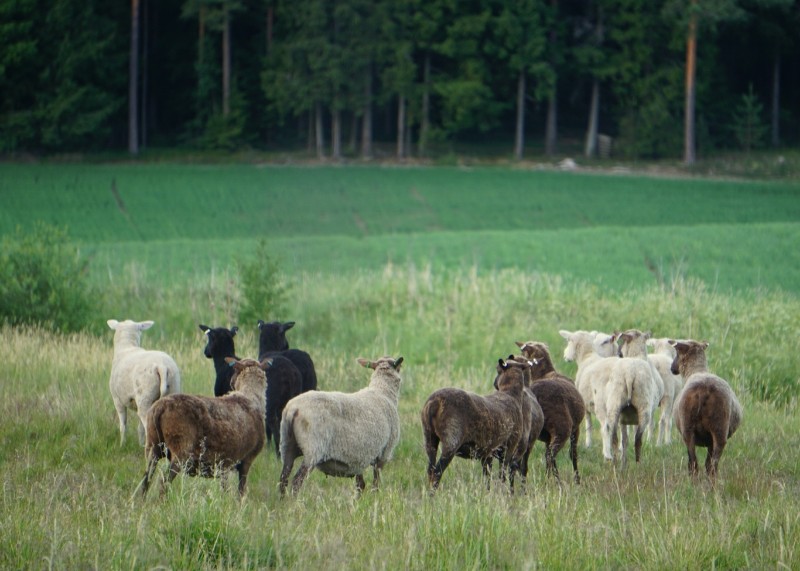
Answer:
0, 223, 97, 332
236, 239, 288, 327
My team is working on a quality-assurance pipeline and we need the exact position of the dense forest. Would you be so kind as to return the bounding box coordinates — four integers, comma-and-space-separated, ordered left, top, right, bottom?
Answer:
1, 0, 798, 161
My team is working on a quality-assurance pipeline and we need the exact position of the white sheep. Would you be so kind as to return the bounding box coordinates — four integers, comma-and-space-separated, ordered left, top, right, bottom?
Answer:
646, 337, 684, 445
599, 329, 663, 465
671, 340, 742, 484
107, 319, 181, 445
279, 356, 403, 496
559, 329, 619, 447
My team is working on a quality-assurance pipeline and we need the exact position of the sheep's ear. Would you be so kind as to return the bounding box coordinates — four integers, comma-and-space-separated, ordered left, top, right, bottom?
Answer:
199, 324, 209, 333
139, 321, 155, 331
558, 330, 571, 340
282, 321, 296, 332
259, 357, 273, 370
700, 341, 709, 350
515, 341, 525, 349
498, 358, 508, 370
107, 319, 119, 330
393, 357, 403, 369
531, 358, 540, 366
257, 320, 265, 329
224, 357, 238, 368
357, 358, 373, 369
231, 326, 238, 336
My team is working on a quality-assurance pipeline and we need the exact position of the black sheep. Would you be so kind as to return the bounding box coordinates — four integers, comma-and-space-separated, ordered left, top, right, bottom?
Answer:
200, 324, 302, 457
199, 324, 239, 396
257, 320, 318, 392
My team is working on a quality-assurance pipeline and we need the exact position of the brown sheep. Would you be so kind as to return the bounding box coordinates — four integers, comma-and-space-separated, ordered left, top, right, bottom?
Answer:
421, 359, 525, 492
516, 341, 586, 484
670, 340, 743, 484
491, 358, 544, 489
137, 357, 268, 498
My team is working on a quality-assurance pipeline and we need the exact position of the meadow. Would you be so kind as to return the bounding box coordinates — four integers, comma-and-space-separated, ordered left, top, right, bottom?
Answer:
1, 163, 799, 569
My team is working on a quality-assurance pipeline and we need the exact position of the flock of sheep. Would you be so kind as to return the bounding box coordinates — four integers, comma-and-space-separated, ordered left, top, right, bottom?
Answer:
107, 318, 743, 499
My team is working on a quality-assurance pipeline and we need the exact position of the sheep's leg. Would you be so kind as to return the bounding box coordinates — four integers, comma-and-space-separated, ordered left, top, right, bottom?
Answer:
707, 432, 726, 485
138, 453, 161, 498
584, 412, 593, 448
114, 402, 127, 446
430, 451, 455, 491
602, 416, 618, 463
291, 462, 313, 494
569, 429, 580, 484
371, 463, 382, 491
634, 417, 648, 463
355, 474, 366, 495
236, 459, 253, 497
684, 434, 699, 478
481, 457, 493, 491
270, 419, 281, 459
424, 434, 440, 485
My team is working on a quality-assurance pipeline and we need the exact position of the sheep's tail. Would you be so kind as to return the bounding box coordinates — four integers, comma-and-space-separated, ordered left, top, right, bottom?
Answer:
625, 370, 636, 406
156, 364, 174, 398
279, 407, 296, 463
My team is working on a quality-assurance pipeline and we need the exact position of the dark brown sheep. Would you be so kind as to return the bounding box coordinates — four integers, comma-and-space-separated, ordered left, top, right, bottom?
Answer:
670, 340, 743, 484
491, 358, 544, 490
516, 341, 586, 484
421, 360, 525, 492
137, 357, 268, 498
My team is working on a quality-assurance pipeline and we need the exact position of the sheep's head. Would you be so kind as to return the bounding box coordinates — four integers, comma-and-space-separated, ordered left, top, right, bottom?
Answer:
559, 330, 579, 361
199, 324, 238, 359
357, 356, 403, 372
669, 339, 709, 376
494, 356, 537, 389
494, 359, 526, 394
646, 337, 677, 358
617, 329, 650, 358
257, 320, 294, 351
107, 319, 154, 346
593, 332, 619, 358
225, 357, 269, 390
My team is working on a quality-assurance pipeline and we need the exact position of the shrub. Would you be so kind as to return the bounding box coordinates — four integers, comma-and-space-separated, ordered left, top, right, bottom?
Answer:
236, 239, 288, 326
0, 223, 96, 332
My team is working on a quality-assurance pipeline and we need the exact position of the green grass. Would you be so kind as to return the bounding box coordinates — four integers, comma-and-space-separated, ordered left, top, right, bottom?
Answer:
1, 270, 799, 569
3, 163, 799, 293
1, 163, 799, 568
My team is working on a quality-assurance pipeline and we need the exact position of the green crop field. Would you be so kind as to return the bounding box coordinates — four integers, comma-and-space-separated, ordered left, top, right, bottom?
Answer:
1, 163, 799, 569
2, 163, 800, 292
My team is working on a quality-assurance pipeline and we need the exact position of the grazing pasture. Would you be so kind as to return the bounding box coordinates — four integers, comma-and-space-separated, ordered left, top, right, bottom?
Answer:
0, 163, 799, 568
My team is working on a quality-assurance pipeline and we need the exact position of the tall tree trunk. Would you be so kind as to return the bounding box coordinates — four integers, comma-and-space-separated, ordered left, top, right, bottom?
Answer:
544, 0, 559, 156
514, 70, 526, 161
315, 101, 325, 158
684, 6, 697, 165
397, 95, 406, 159
266, 3, 274, 55
332, 107, 342, 160
128, 0, 140, 155
140, 0, 148, 149
771, 50, 780, 147
545, 90, 557, 156
222, 6, 231, 117
361, 67, 373, 159
419, 52, 431, 156
585, 79, 600, 158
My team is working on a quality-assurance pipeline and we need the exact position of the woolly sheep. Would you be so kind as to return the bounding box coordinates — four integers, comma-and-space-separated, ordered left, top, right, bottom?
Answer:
257, 320, 318, 393
422, 359, 525, 492
279, 356, 403, 496
559, 330, 619, 448
516, 341, 586, 483
670, 340, 743, 483
107, 319, 181, 446
200, 324, 302, 456
599, 329, 663, 465
646, 337, 684, 445
137, 357, 268, 498
198, 324, 239, 397
492, 358, 545, 490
